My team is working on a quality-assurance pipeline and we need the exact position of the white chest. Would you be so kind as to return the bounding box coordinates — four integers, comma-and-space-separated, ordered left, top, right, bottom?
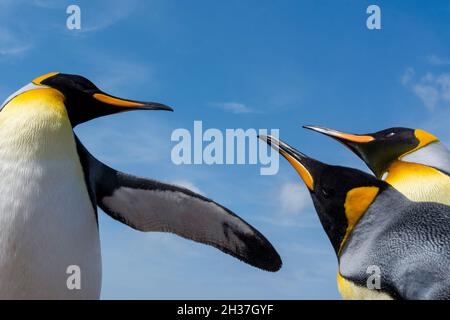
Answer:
0, 102, 101, 299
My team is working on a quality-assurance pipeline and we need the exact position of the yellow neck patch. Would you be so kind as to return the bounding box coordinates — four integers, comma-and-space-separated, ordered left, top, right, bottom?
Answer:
8, 87, 65, 107
0, 87, 73, 158
385, 160, 450, 206
2, 87, 66, 116
339, 186, 379, 254
337, 273, 393, 300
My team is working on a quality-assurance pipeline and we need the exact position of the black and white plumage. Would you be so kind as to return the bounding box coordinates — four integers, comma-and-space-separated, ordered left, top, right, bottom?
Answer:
260, 134, 450, 300
0, 73, 281, 299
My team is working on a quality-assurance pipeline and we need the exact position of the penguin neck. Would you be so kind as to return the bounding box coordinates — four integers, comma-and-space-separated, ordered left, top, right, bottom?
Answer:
337, 186, 380, 256
336, 186, 401, 300
384, 159, 450, 205
0, 88, 75, 159
400, 141, 450, 175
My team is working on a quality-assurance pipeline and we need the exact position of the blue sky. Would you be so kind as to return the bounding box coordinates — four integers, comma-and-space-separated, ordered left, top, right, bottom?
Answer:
1, 0, 450, 299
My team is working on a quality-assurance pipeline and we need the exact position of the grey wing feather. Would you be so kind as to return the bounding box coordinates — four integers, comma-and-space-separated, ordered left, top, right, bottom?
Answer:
75, 136, 282, 272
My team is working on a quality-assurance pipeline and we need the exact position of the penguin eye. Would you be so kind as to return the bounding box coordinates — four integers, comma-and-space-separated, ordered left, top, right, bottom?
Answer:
321, 187, 333, 199
385, 132, 396, 138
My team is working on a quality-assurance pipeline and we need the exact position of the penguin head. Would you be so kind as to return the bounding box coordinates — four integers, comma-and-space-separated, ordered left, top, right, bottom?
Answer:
303, 126, 438, 178
259, 135, 384, 256
1, 72, 173, 127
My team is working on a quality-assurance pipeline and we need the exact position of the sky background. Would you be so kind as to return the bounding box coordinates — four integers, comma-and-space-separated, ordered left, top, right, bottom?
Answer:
1, 0, 450, 299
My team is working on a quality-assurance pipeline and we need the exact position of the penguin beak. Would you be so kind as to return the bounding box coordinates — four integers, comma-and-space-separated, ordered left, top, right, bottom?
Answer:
92, 92, 173, 112
303, 125, 374, 144
30, 72, 174, 127
259, 135, 323, 191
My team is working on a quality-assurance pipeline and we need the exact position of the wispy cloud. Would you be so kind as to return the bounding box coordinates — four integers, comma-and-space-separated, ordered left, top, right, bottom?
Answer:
412, 82, 440, 110
74, 0, 139, 34
32, 0, 139, 34
279, 181, 310, 215
68, 48, 159, 95
1, 0, 139, 48
91, 60, 157, 95
258, 180, 318, 228
401, 67, 415, 86
212, 102, 254, 114
402, 68, 450, 110
0, 1, 36, 57
0, 27, 31, 57
427, 54, 450, 66
420, 108, 450, 146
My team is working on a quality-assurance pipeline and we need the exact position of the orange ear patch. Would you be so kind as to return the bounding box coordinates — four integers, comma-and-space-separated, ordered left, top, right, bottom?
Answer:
414, 129, 439, 149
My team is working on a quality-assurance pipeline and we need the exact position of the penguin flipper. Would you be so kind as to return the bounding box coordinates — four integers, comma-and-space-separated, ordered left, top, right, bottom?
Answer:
75, 137, 282, 272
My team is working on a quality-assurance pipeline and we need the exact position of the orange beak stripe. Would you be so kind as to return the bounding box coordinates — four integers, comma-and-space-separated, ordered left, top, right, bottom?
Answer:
330, 132, 375, 143
93, 93, 146, 108
280, 150, 315, 190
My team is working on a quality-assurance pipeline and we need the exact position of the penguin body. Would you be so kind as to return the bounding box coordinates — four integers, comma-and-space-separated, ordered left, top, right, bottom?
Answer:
304, 126, 450, 206
0, 73, 281, 299
0, 89, 101, 298
340, 189, 450, 299
260, 134, 450, 300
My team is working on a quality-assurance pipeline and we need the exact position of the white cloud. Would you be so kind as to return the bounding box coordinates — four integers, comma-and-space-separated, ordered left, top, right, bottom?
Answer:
401, 64, 450, 144
70, 49, 159, 95
401, 67, 415, 86
436, 74, 450, 102
75, 0, 139, 33
254, 179, 318, 228
92, 60, 156, 95
171, 180, 205, 196
1, 0, 139, 45
279, 181, 310, 216
212, 102, 253, 114
0, 27, 31, 57
427, 54, 450, 66
420, 108, 450, 146
412, 83, 440, 109
402, 68, 450, 110
0, 1, 33, 57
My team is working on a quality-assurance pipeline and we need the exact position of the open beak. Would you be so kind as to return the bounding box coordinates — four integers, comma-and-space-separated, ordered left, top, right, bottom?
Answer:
259, 135, 323, 191
303, 125, 374, 144
92, 92, 173, 112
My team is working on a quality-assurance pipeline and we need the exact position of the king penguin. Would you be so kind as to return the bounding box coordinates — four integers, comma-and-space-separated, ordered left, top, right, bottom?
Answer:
0, 72, 281, 299
303, 126, 450, 206
260, 134, 450, 300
